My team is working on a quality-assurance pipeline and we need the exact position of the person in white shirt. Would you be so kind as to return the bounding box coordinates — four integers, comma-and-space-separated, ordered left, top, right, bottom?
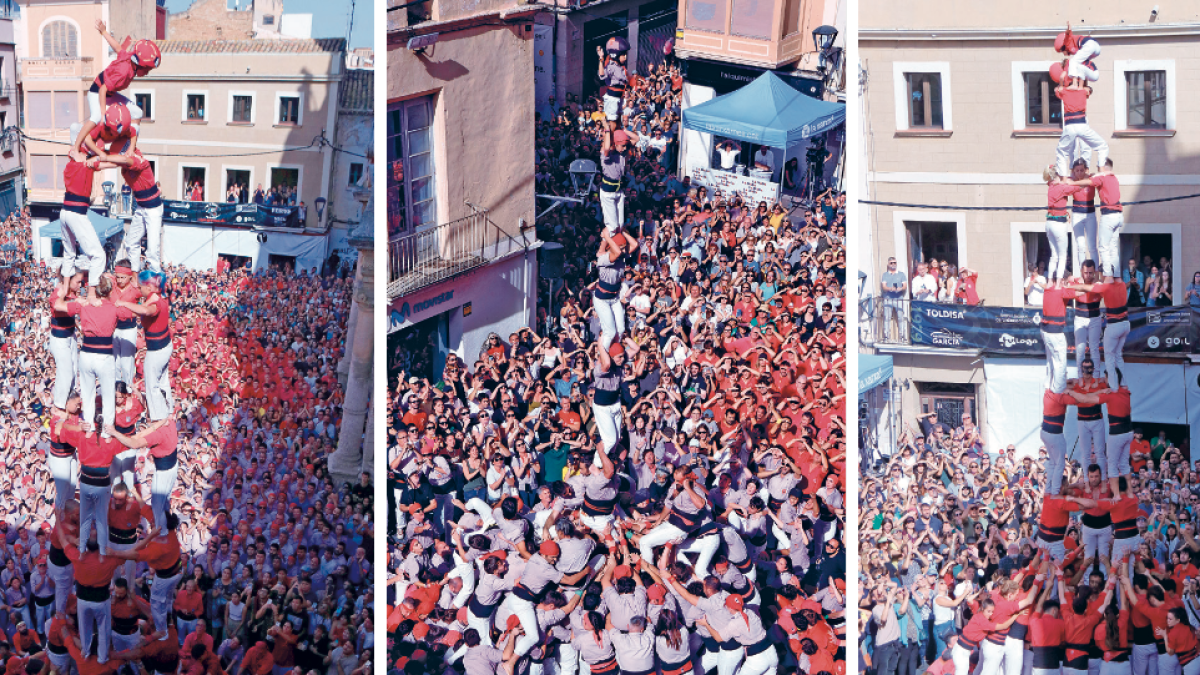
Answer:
1025, 262, 1047, 307
910, 262, 938, 302
715, 140, 741, 170
753, 145, 775, 178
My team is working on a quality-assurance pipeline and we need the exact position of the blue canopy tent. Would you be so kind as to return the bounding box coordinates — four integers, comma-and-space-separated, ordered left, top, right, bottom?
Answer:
39, 211, 125, 241
681, 71, 845, 147
859, 353, 893, 396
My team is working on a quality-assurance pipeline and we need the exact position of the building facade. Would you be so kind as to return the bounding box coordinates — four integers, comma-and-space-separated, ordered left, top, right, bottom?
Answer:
387, 0, 540, 373
0, 5, 20, 217
859, 1, 1200, 455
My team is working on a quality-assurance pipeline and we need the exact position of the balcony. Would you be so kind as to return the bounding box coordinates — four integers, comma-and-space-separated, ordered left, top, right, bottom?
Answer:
388, 208, 531, 299
676, 0, 814, 69
21, 57, 94, 80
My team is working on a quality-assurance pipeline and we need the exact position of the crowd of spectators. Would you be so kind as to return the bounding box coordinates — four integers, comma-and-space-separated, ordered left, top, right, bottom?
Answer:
0, 249, 374, 675
388, 57, 847, 675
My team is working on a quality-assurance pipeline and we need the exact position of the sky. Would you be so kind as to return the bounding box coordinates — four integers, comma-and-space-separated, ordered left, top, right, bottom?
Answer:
165, 0, 373, 48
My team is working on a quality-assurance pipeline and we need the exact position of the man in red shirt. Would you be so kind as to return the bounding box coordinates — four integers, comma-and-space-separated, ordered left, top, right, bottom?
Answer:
1042, 387, 1080, 496
1070, 379, 1133, 487
1054, 23, 1101, 85
1069, 160, 1100, 272
108, 512, 183, 640
106, 482, 147, 584
1036, 489, 1096, 562
107, 414, 178, 534
56, 414, 121, 558
1068, 259, 1103, 375
72, 20, 158, 160
1042, 279, 1070, 394
1067, 159, 1122, 279
1054, 80, 1107, 179
1066, 255, 1129, 390
58, 526, 124, 664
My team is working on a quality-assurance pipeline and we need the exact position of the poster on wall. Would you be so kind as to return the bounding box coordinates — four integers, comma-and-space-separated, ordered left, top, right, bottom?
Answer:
690, 166, 779, 205
534, 25, 554, 121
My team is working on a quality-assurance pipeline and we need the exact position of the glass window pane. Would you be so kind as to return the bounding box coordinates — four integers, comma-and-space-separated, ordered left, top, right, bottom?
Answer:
413, 200, 436, 227
410, 175, 434, 203
406, 100, 430, 131
685, 0, 726, 33
27, 92, 51, 129
29, 155, 53, 189
928, 75, 943, 128
908, 75, 925, 127
408, 127, 431, 156
54, 92, 77, 131
730, 0, 770, 39
1150, 71, 1166, 127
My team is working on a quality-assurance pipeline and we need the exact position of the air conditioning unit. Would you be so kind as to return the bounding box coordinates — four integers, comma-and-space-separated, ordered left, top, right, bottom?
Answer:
1, 135, 13, 154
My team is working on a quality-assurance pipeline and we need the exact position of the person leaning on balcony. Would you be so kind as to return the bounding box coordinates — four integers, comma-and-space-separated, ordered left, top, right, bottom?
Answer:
881, 257, 908, 341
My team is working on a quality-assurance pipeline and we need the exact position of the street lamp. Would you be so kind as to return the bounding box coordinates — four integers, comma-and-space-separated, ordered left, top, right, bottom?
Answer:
314, 196, 327, 224
536, 159, 598, 221
813, 25, 838, 73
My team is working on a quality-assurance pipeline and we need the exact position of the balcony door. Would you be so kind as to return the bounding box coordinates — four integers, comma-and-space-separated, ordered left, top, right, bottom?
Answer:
387, 96, 437, 239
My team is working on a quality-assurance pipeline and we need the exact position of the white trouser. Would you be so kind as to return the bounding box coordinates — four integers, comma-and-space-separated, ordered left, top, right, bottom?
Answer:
1082, 524, 1114, 563
696, 632, 720, 674
109, 540, 137, 586
1026, 652, 1038, 675
48, 649, 72, 675
718, 645, 744, 675
1112, 535, 1142, 569
979, 639, 1007, 675
1005, 637, 1026, 675
639, 521, 686, 564
466, 606, 495, 646
1056, 124, 1108, 176
579, 511, 615, 534
1046, 218, 1071, 281
1133, 643, 1159, 675
592, 295, 625, 351
111, 630, 140, 653
740, 647, 779, 675
112, 449, 137, 490
144, 344, 173, 421
557, 641, 579, 675
79, 597, 112, 661
48, 561, 73, 614
49, 335, 77, 409
1042, 430, 1068, 495
1073, 210, 1100, 269
32, 598, 53, 636
86, 91, 142, 126
1035, 535, 1067, 563
79, 478, 111, 555
1078, 419, 1107, 474
1074, 317, 1103, 374
678, 532, 721, 578
47, 454, 78, 513
1044, 331, 1068, 393
600, 189, 624, 234
505, 595, 540, 656
60, 210, 106, 283
1098, 212, 1124, 278
1093, 660, 1103, 675
150, 571, 182, 634
151, 456, 178, 531
1159, 653, 1180, 675
1069, 39, 1101, 82
1183, 657, 1200, 675
954, 645, 976, 675
603, 94, 621, 122
113, 326, 138, 386
1100, 664, 1132, 675
79, 350, 116, 430
1035, 668, 1062, 675
1103, 321, 1129, 390
1108, 430, 1133, 479
122, 204, 163, 272
592, 399, 623, 453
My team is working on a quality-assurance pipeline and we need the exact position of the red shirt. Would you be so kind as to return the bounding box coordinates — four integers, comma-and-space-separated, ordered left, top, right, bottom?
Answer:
60, 429, 121, 469
1042, 286, 1067, 321
1090, 174, 1122, 211
1168, 623, 1198, 660
956, 271, 980, 305
66, 300, 131, 338
1056, 87, 1089, 115
108, 498, 142, 532
63, 159, 97, 207
144, 421, 178, 459
1040, 496, 1083, 529
1096, 281, 1128, 319
114, 397, 144, 431
64, 546, 123, 587
1048, 184, 1081, 217
961, 613, 1000, 646
95, 48, 137, 93
136, 534, 182, 571
1029, 612, 1066, 647
1096, 609, 1131, 660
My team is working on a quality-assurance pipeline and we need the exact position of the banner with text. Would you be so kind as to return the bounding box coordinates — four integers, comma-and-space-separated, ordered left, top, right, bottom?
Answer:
162, 201, 301, 228
909, 302, 1200, 355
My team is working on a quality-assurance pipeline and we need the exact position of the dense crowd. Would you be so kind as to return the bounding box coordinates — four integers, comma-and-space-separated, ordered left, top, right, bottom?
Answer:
389, 44, 847, 675
0, 251, 374, 675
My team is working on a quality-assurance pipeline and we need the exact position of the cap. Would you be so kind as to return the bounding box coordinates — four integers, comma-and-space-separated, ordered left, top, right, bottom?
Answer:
440, 630, 462, 647
725, 594, 745, 613
507, 615, 522, 630
539, 541, 560, 557
834, 579, 846, 592
647, 584, 667, 604
613, 564, 632, 580
412, 623, 429, 639
608, 342, 625, 357
613, 130, 629, 144
1049, 61, 1066, 84
456, 607, 468, 625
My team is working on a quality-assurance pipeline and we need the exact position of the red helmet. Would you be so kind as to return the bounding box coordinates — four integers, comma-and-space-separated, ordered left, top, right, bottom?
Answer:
103, 104, 132, 137
1049, 62, 1066, 85
131, 40, 161, 70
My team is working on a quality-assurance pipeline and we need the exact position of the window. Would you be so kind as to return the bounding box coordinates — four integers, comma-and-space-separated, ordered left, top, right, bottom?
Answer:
262, 14, 275, 25
278, 95, 300, 125
133, 92, 153, 120
225, 169, 251, 203
1126, 70, 1167, 128
232, 95, 253, 123
1023, 72, 1062, 128
30, 155, 55, 190
906, 73, 943, 129
53, 91, 77, 131
730, 0, 771, 39
185, 93, 206, 121
388, 96, 437, 235
42, 21, 78, 58
182, 166, 206, 201
268, 167, 300, 205
906, 220, 959, 273
27, 92, 51, 130
348, 162, 364, 187
685, 0, 725, 33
